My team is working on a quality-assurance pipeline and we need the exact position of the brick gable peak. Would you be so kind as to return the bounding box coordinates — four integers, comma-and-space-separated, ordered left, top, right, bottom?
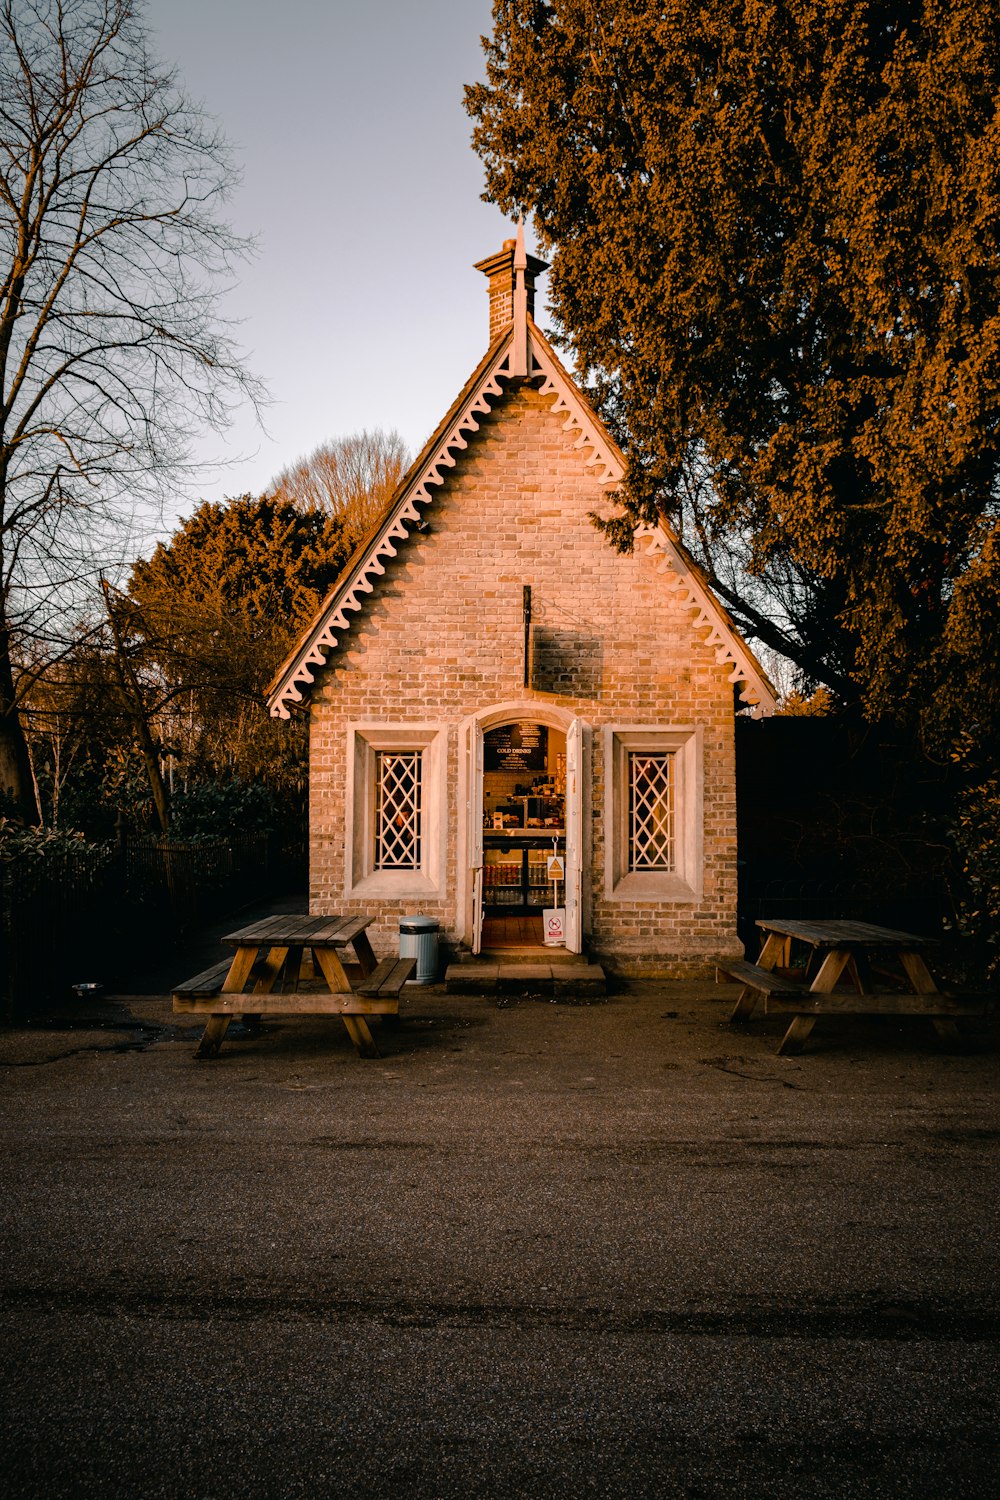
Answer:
266, 314, 775, 720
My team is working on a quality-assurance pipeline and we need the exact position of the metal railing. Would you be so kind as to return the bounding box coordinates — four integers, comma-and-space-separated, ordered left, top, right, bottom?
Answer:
737, 875, 949, 955
1, 831, 281, 1019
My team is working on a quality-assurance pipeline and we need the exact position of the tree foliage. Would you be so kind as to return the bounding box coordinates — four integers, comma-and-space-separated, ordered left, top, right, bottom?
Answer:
270, 429, 409, 545
124, 494, 353, 809
467, 1, 1000, 746
0, 0, 259, 820
130, 493, 352, 632
16, 629, 151, 834
21, 494, 351, 836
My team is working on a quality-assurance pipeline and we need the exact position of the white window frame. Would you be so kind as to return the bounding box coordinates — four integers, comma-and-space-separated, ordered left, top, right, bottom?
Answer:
346, 724, 446, 899
604, 726, 703, 904
374, 749, 423, 871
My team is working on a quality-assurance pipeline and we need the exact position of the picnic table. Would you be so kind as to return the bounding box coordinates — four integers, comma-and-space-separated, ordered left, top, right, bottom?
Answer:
172, 914, 415, 1060
719, 918, 988, 1055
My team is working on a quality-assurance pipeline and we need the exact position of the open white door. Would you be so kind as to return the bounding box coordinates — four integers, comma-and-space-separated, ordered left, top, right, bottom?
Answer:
467, 718, 484, 954
564, 716, 584, 953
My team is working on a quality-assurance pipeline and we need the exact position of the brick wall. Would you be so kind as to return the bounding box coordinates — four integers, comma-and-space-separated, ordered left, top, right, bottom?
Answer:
309, 382, 743, 976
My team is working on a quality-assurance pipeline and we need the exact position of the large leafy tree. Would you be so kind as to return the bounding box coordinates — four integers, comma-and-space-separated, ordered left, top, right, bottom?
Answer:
123, 494, 353, 819
22, 494, 353, 835
467, 1, 1000, 744
0, 0, 259, 821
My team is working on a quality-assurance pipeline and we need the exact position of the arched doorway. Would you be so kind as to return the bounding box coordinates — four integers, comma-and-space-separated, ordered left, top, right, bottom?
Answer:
458, 703, 586, 954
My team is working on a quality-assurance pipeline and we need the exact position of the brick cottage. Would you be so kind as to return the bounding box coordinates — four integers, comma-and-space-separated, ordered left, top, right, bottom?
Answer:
268, 228, 775, 976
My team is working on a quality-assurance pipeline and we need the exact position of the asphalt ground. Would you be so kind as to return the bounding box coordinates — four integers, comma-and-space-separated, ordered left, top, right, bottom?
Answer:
1, 918, 998, 1499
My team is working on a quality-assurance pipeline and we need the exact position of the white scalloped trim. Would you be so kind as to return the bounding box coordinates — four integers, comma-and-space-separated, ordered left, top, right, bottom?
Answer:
270, 358, 512, 718
269, 327, 773, 719
270, 329, 625, 719
634, 524, 775, 713
527, 341, 622, 486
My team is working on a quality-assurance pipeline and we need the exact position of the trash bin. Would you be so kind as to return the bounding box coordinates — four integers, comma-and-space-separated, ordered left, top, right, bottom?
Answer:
399, 915, 439, 984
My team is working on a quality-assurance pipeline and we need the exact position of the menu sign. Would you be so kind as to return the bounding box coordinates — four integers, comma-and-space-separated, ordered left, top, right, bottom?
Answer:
484, 722, 547, 772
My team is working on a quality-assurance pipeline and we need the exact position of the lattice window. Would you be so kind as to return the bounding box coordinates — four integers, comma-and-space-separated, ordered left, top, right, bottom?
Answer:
375, 751, 422, 870
629, 752, 675, 872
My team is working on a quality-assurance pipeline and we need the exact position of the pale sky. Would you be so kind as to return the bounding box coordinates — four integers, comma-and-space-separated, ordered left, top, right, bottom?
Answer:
145, 0, 542, 521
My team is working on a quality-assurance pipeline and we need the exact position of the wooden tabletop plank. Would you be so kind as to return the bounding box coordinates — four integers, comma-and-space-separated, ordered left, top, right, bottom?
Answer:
811, 918, 934, 945
329, 915, 376, 943
222, 913, 374, 947
222, 913, 294, 945
278, 915, 336, 942
305, 916, 364, 943
756, 917, 935, 948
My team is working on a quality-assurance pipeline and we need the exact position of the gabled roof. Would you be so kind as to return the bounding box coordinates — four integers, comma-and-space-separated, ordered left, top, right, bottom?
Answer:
267, 317, 776, 720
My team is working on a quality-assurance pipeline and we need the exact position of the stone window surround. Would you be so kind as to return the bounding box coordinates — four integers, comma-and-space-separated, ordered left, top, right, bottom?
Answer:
346, 723, 447, 900
603, 725, 704, 904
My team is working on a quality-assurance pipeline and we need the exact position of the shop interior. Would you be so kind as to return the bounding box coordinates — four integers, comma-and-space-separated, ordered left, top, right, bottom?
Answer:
482, 723, 566, 945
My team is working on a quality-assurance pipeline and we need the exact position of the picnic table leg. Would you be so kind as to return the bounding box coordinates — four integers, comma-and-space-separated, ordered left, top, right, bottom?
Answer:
350, 930, 378, 979
777, 1015, 817, 1056
809, 948, 852, 993
196, 1014, 231, 1059
730, 985, 761, 1023
311, 947, 380, 1056
252, 946, 290, 994
313, 946, 352, 992
774, 946, 851, 1056
191, 945, 259, 1058
221, 946, 259, 993
898, 951, 958, 1045
241, 944, 290, 1035
342, 1015, 380, 1059
756, 931, 788, 970
899, 951, 940, 993
731, 930, 789, 1023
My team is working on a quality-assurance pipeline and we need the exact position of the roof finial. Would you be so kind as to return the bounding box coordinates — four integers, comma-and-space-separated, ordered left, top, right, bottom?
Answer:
511, 216, 528, 376
473, 227, 548, 343
514, 215, 527, 271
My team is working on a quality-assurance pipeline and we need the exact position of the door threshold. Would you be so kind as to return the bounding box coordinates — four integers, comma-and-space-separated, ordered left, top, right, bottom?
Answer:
477, 945, 582, 964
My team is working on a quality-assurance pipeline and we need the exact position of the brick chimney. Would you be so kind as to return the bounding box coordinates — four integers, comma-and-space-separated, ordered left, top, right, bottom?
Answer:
474, 236, 549, 340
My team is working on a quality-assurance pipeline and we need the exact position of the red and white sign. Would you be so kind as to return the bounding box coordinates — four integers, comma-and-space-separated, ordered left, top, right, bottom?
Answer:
543, 908, 565, 946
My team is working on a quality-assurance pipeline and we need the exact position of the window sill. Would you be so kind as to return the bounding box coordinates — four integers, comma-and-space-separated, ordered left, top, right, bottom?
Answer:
607, 871, 701, 904
349, 871, 442, 901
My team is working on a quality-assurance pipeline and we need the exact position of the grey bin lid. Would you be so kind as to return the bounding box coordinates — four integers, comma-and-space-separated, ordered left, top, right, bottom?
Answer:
399, 915, 439, 934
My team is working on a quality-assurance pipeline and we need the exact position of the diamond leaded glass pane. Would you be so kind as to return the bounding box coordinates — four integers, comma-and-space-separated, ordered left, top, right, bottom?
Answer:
629, 752, 675, 871
375, 751, 422, 870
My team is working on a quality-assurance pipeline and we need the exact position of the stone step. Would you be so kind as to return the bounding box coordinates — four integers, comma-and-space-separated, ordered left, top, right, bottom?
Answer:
445, 960, 607, 999
475, 946, 585, 965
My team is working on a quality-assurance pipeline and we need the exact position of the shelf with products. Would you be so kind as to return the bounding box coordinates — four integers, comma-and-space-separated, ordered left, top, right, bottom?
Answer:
482, 722, 567, 834
482, 836, 565, 913
484, 795, 564, 832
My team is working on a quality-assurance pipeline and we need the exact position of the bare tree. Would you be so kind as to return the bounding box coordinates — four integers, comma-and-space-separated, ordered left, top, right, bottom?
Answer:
0, 0, 261, 821
270, 429, 409, 544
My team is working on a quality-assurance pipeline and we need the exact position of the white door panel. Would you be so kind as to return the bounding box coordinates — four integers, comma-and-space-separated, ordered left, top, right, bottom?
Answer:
565, 717, 584, 953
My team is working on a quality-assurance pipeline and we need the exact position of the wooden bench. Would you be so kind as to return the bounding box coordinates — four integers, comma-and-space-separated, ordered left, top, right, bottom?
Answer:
716, 958, 805, 1025
172, 955, 417, 1060
172, 960, 234, 1000
356, 956, 418, 999
717, 957, 992, 1054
